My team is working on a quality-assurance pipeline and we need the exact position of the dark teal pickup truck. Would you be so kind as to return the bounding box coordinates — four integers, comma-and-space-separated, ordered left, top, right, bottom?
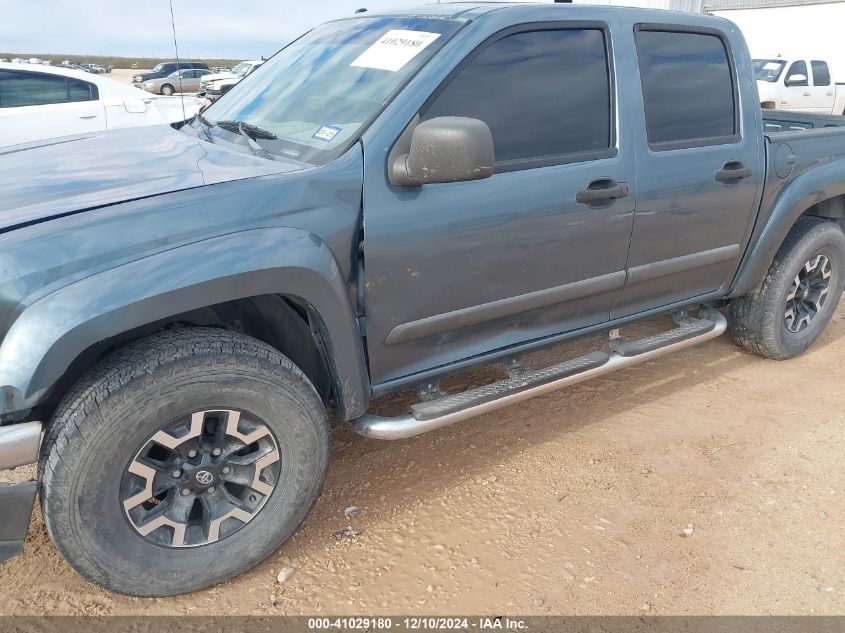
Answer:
2, 3, 845, 596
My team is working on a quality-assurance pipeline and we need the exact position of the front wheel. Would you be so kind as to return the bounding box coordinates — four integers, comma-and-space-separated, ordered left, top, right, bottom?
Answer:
730, 217, 845, 359
160, 84, 174, 95
39, 328, 330, 596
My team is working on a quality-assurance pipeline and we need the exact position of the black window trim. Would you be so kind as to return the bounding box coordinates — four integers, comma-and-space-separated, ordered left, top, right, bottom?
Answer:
811, 60, 831, 87
634, 23, 741, 153
785, 60, 809, 87
415, 20, 618, 174
0, 68, 99, 108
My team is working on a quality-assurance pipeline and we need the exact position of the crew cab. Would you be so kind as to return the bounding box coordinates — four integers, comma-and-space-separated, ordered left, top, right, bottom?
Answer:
2, 4, 845, 597
755, 56, 845, 114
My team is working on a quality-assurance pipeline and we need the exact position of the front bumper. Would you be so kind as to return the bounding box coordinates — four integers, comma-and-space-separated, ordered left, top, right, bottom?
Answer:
0, 421, 41, 564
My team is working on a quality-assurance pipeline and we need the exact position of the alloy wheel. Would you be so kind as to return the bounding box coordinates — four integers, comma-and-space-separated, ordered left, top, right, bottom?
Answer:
120, 409, 280, 548
784, 254, 832, 333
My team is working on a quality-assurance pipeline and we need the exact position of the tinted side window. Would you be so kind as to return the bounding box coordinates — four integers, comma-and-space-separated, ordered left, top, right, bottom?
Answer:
635, 29, 736, 147
811, 60, 831, 86
786, 60, 808, 86
0, 70, 68, 107
422, 28, 612, 165
67, 78, 95, 102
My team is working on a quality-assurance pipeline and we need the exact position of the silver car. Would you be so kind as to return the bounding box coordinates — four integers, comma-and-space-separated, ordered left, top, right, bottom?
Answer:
142, 69, 210, 95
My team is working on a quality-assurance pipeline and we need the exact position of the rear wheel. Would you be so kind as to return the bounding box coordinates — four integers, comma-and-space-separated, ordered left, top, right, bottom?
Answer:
40, 328, 329, 596
160, 83, 174, 95
730, 217, 845, 359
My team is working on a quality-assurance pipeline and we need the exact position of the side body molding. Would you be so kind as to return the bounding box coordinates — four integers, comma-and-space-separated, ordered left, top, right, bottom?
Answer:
0, 227, 370, 420
731, 157, 845, 297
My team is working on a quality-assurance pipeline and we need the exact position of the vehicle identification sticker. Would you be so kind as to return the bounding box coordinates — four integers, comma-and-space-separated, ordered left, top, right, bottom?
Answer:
312, 125, 342, 142
351, 30, 441, 72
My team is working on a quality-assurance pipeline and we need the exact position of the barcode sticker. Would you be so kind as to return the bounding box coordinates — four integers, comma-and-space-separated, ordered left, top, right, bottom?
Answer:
351, 30, 441, 72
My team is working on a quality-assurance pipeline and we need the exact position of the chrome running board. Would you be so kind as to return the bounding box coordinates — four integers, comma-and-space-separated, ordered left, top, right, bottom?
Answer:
349, 307, 727, 440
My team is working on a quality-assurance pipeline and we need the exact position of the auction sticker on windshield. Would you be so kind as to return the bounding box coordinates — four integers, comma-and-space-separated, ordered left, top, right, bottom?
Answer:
351, 30, 441, 72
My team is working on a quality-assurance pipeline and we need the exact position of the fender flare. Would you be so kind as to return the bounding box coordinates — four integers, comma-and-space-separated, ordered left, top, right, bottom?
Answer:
0, 227, 370, 419
730, 159, 845, 297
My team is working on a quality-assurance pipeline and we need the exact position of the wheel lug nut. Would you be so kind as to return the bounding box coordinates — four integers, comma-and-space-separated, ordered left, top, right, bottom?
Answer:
207, 486, 216, 493
187, 449, 198, 458
212, 448, 222, 456
171, 469, 182, 478
222, 466, 231, 474
181, 488, 191, 496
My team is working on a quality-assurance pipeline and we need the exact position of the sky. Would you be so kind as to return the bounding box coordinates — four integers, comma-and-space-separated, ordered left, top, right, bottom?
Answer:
0, 0, 535, 60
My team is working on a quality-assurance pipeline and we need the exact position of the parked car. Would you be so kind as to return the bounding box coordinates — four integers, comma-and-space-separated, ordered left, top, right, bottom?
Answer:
79, 63, 105, 74
3, 4, 845, 598
0, 62, 205, 147
142, 68, 211, 95
198, 59, 263, 101
755, 57, 845, 114
132, 61, 209, 86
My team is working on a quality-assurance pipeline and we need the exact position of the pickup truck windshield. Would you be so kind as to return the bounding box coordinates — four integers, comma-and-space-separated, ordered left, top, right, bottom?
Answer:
753, 59, 786, 82
201, 16, 462, 165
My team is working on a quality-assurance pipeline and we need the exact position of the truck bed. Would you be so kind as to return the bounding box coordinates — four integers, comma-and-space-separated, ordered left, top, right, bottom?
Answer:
762, 109, 845, 132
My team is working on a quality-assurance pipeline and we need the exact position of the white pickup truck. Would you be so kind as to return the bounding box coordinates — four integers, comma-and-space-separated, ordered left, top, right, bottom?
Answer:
197, 60, 264, 102
755, 57, 845, 114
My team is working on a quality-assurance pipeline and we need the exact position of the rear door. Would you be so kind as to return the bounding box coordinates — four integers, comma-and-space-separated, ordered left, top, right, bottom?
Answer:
362, 24, 636, 384
809, 60, 836, 113
612, 25, 762, 318
0, 70, 104, 146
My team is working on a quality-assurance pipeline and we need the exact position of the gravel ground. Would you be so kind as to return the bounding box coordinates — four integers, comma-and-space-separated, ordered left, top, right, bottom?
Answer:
1, 301, 843, 616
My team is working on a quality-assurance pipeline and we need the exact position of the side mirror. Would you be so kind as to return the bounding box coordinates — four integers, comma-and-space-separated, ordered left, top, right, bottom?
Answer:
390, 116, 494, 187
785, 73, 807, 86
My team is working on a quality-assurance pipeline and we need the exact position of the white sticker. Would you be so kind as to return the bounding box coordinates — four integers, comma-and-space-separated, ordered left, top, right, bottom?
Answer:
351, 30, 441, 72
312, 125, 342, 142
763, 62, 781, 70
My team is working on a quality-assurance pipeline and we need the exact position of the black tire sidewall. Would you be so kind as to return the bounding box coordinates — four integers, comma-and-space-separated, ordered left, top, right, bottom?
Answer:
765, 223, 845, 357
43, 352, 329, 596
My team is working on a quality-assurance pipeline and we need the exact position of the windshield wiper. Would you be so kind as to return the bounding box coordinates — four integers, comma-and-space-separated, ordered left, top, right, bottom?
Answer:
215, 120, 277, 140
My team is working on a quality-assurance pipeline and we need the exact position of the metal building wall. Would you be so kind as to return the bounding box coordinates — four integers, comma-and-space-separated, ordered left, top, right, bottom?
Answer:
571, 0, 704, 10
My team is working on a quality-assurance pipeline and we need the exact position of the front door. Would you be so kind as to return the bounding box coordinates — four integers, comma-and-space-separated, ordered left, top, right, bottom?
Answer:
362, 24, 636, 385
782, 60, 813, 112
613, 27, 762, 318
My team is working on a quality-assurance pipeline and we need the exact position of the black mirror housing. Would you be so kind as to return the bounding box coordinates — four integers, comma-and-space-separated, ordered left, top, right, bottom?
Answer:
390, 117, 495, 187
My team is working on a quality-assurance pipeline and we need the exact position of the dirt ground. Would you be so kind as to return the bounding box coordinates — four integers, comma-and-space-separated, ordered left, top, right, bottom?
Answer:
1, 301, 843, 616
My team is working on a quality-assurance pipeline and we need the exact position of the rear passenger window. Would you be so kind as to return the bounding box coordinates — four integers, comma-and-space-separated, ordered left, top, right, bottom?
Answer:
0, 71, 97, 108
67, 78, 96, 102
635, 29, 737, 149
811, 60, 831, 87
422, 28, 612, 167
0, 71, 68, 107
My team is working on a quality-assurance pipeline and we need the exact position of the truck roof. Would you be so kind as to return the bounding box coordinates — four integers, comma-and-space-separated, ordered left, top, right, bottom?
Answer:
349, 1, 732, 23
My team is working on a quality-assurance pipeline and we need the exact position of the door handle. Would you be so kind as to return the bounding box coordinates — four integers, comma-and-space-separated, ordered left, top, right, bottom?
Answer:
79, 114, 98, 119
714, 161, 752, 184
803, 92, 812, 97
576, 178, 630, 207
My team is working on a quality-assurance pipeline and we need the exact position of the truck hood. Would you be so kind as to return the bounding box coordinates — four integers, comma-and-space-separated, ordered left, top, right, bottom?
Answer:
203, 72, 238, 83
0, 125, 304, 232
